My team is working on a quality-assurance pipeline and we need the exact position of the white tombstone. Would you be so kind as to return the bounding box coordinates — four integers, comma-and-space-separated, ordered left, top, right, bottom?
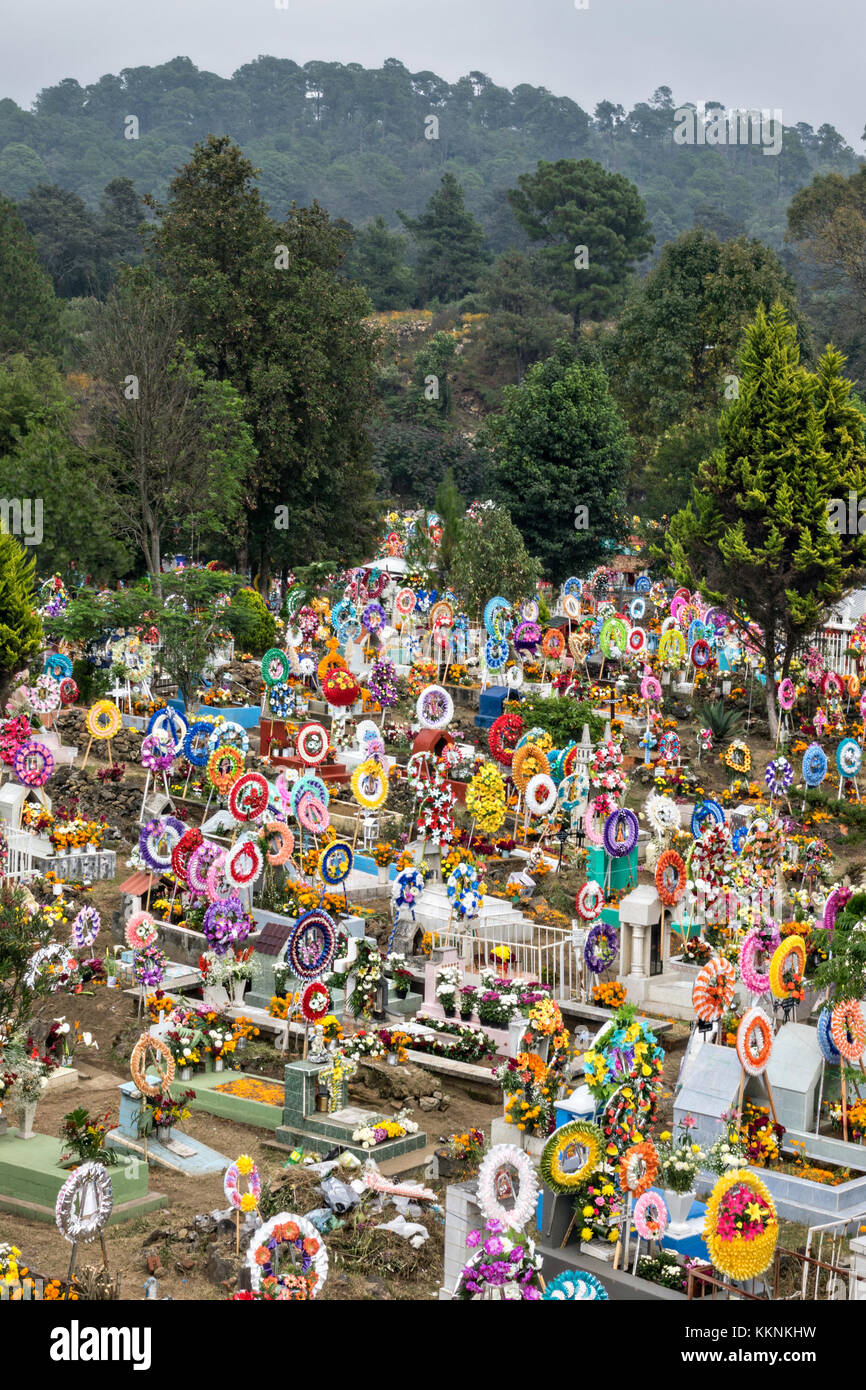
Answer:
618, 884, 661, 979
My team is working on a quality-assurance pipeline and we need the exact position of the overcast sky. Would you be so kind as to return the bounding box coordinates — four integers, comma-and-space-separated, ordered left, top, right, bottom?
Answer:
1, 0, 863, 146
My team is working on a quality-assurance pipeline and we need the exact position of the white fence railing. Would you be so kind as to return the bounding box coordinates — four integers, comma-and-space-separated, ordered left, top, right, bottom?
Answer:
4, 828, 38, 883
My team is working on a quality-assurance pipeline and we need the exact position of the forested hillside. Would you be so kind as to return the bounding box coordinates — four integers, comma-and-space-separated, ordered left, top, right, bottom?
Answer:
0, 55, 859, 251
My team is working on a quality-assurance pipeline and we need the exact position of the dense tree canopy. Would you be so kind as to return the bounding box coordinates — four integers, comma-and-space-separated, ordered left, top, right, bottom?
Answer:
146, 135, 381, 587
508, 159, 654, 334
483, 340, 631, 582
667, 302, 866, 736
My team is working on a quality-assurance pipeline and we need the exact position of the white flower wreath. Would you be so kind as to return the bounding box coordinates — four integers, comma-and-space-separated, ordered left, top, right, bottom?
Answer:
476, 1144, 539, 1232
55, 1162, 113, 1243
645, 792, 680, 841
415, 684, 454, 730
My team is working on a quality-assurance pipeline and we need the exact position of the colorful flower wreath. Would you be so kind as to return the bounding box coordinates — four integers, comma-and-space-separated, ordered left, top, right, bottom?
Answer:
125, 911, 157, 950
584, 793, 614, 847
264, 821, 295, 866
30, 673, 61, 713
351, 759, 388, 810
133, 944, 167, 987
246, 1213, 328, 1299
322, 668, 360, 708
703, 1170, 777, 1281
296, 722, 330, 765
640, 674, 662, 703
817, 1007, 841, 1065
723, 739, 751, 773
602, 808, 639, 857
296, 792, 330, 835
576, 879, 604, 922
476, 1144, 539, 1231
525, 772, 557, 817
228, 771, 270, 823
540, 1120, 604, 1193
619, 1139, 658, 1197
287, 908, 338, 979
655, 849, 686, 906
261, 648, 291, 687
318, 840, 352, 885
14, 739, 54, 787
226, 836, 264, 888
764, 757, 793, 797
140, 734, 174, 773
738, 924, 780, 995
139, 816, 185, 873
837, 738, 863, 780
55, 1162, 113, 1244
85, 700, 122, 740
692, 956, 736, 1022
736, 1007, 773, 1076
416, 684, 454, 730
207, 745, 245, 794
633, 1191, 669, 1242
71, 905, 100, 949
59, 677, 78, 706
830, 999, 866, 1063
203, 896, 252, 956
584, 920, 619, 974
224, 1155, 261, 1213
300, 980, 331, 1023
267, 683, 294, 719
187, 841, 222, 893
182, 720, 216, 768
488, 712, 524, 767
768, 936, 806, 1002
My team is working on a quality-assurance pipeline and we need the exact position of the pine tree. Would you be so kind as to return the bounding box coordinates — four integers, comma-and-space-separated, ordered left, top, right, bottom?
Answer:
146, 136, 380, 589
0, 195, 61, 355
0, 530, 42, 703
398, 173, 488, 304
667, 302, 866, 737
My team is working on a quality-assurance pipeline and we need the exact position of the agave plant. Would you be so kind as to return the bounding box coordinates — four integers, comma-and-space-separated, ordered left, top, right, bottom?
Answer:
696, 700, 744, 740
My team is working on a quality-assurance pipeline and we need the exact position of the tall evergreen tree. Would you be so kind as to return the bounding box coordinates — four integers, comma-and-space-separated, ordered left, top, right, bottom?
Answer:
146, 135, 381, 588
482, 340, 631, 582
398, 173, 488, 304
344, 215, 414, 309
0, 531, 42, 703
667, 302, 866, 737
0, 195, 61, 356
508, 159, 653, 337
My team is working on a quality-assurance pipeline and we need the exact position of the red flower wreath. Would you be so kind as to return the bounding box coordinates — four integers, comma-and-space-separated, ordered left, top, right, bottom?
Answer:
488, 712, 524, 767
300, 981, 331, 1023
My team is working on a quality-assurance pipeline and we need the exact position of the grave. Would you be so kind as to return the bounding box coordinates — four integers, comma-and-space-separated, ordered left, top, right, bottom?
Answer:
473, 685, 508, 731
272, 1058, 428, 1162
745, 1022, 823, 1132
587, 843, 638, 896
246, 910, 365, 1011
673, 1040, 743, 1149
30, 848, 117, 882
106, 1080, 230, 1175
169, 1069, 284, 1131
0, 1129, 166, 1224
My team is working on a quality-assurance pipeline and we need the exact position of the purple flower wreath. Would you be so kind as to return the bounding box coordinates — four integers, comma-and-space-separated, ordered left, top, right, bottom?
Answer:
203, 895, 252, 956
133, 944, 167, 986
584, 920, 619, 974
71, 905, 101, 949
139, 816, 186, 872
368, 658, 398, 709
